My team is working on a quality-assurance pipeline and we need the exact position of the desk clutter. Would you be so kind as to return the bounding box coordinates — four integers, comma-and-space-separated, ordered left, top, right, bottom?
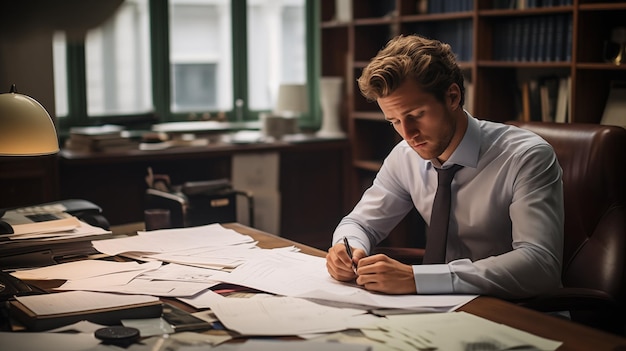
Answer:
0, 223, 564, 351
144, 169, 254, 229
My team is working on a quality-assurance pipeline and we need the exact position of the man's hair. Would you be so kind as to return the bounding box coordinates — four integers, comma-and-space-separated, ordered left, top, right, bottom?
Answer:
357, 34, 465, 107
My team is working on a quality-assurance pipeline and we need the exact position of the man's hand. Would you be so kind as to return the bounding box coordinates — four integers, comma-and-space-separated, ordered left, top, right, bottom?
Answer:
327, 244, 417, 294
326, 242, 366, 282
355, 254, 417, 294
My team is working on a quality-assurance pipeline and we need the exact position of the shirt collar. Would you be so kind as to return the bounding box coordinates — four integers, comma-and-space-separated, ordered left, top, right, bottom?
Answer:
426, 110, 481, 170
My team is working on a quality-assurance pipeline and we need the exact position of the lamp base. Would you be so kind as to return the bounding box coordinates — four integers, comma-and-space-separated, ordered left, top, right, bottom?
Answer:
316, 129, 346, 139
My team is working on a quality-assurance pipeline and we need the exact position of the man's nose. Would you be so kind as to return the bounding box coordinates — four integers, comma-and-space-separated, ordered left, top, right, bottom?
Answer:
401, 121, 419, 139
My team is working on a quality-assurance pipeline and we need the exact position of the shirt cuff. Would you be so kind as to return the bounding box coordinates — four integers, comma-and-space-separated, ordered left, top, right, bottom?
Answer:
413, 264, 454, 294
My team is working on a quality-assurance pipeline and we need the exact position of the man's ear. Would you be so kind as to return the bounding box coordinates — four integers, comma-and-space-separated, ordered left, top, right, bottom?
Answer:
447, 83, 461, 111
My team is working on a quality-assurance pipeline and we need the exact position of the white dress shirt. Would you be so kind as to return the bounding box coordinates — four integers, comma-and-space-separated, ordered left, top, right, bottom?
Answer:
332, 113, 564, 299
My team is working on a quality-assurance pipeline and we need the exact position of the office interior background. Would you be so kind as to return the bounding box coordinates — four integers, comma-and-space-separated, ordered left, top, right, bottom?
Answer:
1, 0, 625, 251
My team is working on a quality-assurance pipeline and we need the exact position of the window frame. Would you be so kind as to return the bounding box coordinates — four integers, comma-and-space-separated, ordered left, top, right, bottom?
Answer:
58, 0, 320, 132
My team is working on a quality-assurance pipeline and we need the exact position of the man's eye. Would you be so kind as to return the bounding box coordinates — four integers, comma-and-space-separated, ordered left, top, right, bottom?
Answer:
411, 112, 424, 120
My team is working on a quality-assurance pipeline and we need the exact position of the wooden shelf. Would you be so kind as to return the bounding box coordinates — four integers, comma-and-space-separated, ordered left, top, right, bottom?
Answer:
320, 0, 626, 245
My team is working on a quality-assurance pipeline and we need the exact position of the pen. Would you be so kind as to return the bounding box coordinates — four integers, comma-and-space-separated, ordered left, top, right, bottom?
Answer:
342, 236, 358, 273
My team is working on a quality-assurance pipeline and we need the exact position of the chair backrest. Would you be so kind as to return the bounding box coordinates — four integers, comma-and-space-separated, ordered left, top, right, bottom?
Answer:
508, 121, 626, 305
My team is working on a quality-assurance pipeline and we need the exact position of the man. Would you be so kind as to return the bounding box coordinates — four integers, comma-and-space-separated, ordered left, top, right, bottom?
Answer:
326, 34, 564, 299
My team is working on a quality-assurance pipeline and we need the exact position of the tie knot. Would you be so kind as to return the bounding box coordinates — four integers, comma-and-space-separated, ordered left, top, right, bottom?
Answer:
435, 164, 463, 185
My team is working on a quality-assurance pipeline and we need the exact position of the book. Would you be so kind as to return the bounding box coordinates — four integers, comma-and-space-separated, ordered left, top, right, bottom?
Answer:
539, 76, 560, 122
64, 137, 139, 152
528, 79, 542, 121
540, 84, 551, 122
69, 124, 125, 137
600, 81, 626, 129
554, 76, 571, 123
520, 81, 531, 122
9, 291, 163, 331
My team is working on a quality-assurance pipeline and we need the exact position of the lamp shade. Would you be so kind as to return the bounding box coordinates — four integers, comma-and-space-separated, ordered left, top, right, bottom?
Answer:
274, 84, 308, 117
0, 85, 59, 156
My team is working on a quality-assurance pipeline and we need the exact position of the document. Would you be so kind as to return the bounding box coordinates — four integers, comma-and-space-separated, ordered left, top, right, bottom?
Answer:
209, 250, 477, 311
234, 339, 372, 351
363, 311, 562, 351
210, 296, 367, 336
92, 223, 256, 257
11, 259, 159, 280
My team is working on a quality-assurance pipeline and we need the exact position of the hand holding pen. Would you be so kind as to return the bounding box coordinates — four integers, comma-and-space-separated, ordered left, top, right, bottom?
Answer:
343, 236, 358, 274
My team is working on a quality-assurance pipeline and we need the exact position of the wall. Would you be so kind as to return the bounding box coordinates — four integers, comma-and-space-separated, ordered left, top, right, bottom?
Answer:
0, 0, 124, 119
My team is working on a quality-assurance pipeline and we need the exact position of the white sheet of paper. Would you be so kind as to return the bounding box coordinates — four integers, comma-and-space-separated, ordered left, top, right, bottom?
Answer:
177, 289, 226, 309
365, 311, 562, 351
210, 251, 477, 310
56, 261, 162, 289
236, 339, 372, 351
210, 296, 367, 335
92, 223, 255, 256
11, 260, 154, 280
138, 262, 221, 282
62, 278, 215, 297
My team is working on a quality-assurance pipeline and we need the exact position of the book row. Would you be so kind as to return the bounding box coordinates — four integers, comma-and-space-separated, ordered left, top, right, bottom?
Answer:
409, 19, 473, 62
493, 0, 573, 9
493, 14, 572, 62
426, 0, 474, 13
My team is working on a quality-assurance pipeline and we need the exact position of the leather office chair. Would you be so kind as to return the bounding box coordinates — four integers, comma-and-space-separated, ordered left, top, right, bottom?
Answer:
508, 121, 626, 335
376, 121, 626, 334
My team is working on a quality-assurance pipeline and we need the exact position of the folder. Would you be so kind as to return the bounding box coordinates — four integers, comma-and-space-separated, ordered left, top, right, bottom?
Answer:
9, 293, 163, 331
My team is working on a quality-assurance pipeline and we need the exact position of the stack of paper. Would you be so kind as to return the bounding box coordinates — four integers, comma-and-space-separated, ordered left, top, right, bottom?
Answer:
0, 215, 114, 265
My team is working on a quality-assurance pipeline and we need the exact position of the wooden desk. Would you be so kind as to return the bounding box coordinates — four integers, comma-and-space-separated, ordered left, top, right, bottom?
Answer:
222, 223, 626, 351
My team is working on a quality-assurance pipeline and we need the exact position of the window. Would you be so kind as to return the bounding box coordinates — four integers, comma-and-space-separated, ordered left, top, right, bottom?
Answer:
53, 0, 316, 130
85, 0, 152, 116
247, 0, 306, 111
169, 0, 232, 113
172, 63, 218, 111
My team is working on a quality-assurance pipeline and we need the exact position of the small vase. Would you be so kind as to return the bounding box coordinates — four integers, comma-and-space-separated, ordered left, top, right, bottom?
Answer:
317, 77, 346, 139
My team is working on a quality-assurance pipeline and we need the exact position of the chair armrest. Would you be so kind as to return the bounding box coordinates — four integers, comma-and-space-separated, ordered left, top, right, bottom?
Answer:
373, 247, 425, 265
515, 287, 618, 312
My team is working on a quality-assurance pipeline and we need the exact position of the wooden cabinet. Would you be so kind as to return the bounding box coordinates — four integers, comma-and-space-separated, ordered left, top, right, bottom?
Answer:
58, 140, 350, 251
0, 156, 59, 209
319, 0, 626, 248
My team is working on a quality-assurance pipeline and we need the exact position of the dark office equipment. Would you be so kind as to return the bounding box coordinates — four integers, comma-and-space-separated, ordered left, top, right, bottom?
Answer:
144, 178, 254, 228
0, 199, 112, 269
0, 199, 109, 234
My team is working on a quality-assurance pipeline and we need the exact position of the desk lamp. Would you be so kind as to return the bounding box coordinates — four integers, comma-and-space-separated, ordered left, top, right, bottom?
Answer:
0, 84, 59, 233
262, 84, 308, 140
0, 84, 59, 156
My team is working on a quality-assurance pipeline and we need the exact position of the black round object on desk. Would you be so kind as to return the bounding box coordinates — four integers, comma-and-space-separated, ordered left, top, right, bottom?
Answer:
95, 326, 140, 346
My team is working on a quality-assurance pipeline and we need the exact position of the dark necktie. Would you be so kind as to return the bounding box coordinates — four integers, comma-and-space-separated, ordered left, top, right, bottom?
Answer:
423, 164, 463, 264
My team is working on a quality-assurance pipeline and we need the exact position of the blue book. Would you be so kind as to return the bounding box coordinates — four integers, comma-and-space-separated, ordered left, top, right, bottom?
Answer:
554, 14, 566, 62
564, 15, 573, 61
545, 15, 556, 61
536, 16, 547, 61
521, 17, 531, 62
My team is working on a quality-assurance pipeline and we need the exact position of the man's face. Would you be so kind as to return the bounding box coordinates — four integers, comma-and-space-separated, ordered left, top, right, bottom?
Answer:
377, 79, 457, 162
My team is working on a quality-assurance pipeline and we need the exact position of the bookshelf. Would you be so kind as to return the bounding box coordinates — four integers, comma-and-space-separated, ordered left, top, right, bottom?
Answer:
319, 0, 626, 247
